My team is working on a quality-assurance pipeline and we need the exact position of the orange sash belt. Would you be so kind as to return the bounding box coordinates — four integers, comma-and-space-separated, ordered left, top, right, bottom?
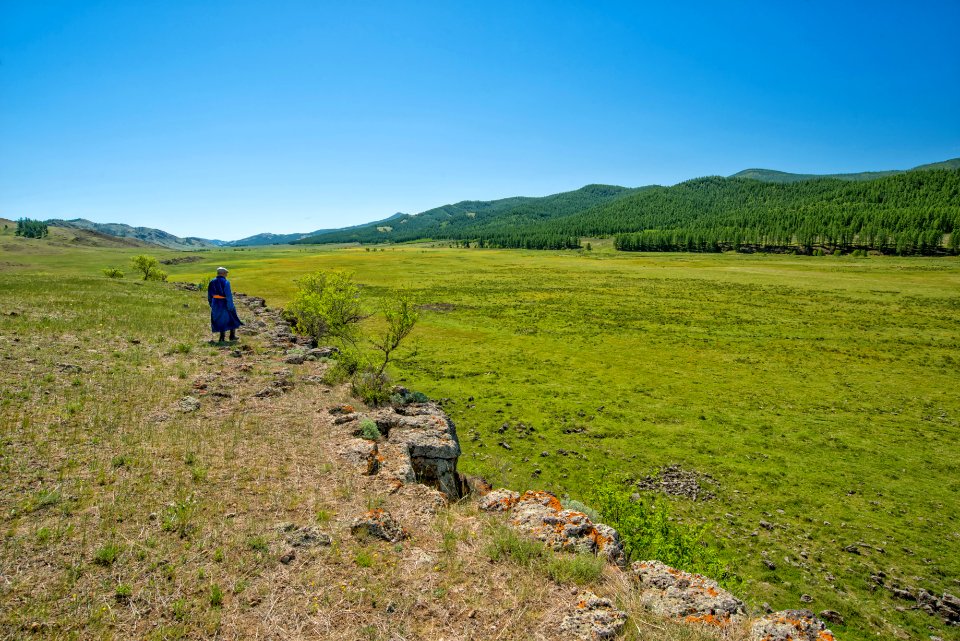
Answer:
212, 295, 226, 299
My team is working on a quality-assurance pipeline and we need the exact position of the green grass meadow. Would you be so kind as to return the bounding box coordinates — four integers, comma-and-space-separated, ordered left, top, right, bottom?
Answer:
3, 227, 960, 640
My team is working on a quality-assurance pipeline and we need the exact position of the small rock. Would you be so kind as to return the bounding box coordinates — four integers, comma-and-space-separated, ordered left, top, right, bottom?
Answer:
818, 610, 844, 625
279, 549, 295, 564
749, 609, 835, 641
498, 441, 512, 450
178, 396, 201, 412
764, 560, 777, 570
350, 509, 407, 543
891, 588, 916, 601
559, 592, 627, 640
284, 354, 306, 365
800, 594, 813, 603
57, 362, 83, 373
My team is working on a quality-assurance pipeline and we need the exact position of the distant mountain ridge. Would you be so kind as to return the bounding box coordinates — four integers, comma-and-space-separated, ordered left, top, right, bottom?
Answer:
729, 158, 960, 183
46, 219, 224, 250
38, 157, 959, 251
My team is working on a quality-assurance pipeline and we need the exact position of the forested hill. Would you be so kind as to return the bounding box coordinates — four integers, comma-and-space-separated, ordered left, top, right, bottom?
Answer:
293, 184, 640, 248
296, 168, 959, 254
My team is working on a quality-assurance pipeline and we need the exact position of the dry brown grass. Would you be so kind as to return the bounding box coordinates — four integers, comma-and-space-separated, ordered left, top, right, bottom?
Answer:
0, 276, 753, 640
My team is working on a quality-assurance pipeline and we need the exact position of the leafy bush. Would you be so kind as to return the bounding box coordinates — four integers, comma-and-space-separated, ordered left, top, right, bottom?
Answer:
287, 271, 365, 344
321, 348, 361, 385
130, 255, 167, 281
146, 268, 168, 282
358, 418, 381, 441
102, 267, 124, 279
587, 476, 732, 585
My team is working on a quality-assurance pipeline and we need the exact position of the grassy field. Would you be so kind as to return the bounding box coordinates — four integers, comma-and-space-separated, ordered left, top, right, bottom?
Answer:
3, 226, 959, 640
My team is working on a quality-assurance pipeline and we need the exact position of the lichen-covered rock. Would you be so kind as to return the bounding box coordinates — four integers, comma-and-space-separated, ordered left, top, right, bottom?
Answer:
559, 592, 627, 640
632, 560, 745, 624
178, 396, 201, 412
749, 609, 835, 641
507, 491, 625, 566
277, 523, 332, 548
350, 509, 407, 543
478, 488, 520, 512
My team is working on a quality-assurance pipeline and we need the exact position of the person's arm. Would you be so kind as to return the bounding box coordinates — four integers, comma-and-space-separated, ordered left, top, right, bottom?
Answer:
225, 279, 235, 311
207, 280, 214, 306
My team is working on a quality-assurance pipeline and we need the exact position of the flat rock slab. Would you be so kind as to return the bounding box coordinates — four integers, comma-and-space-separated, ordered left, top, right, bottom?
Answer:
749, 609, 836, 641
559, 592, 627, 640
633, 560, 745, 625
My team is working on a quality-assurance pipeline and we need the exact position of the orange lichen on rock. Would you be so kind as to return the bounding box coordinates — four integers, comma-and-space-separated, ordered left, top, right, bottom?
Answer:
518, 490, 564, 511
683, 613, 731, 627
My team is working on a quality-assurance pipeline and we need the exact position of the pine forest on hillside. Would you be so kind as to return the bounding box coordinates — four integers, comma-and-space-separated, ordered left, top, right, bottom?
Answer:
297, 169, 960, 255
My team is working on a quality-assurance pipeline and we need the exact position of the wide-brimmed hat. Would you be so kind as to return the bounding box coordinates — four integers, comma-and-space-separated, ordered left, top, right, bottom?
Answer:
216, 266, 229, 274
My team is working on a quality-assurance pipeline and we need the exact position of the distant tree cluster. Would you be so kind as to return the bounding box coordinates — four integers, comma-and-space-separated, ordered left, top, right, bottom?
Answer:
15, 218, 48, 239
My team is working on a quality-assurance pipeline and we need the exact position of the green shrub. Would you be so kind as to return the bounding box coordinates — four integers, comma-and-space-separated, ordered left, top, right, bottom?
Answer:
94, 542, 121, 566
390, 389, 430, 406
561, 497, 601, 523
115, 583, 133, 601
351, 369, 392, 406
587, 476, 733, 585
209, 583, 224, 607
102, 267, 125, 279
145, 268, 168, 282
354, 549, 374, 567
358, 418, 381, 441
287, 271, 365, 344
322, 349, 361, 385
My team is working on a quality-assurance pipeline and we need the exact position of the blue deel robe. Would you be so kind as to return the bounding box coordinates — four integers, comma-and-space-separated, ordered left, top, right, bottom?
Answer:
207, 276, 244, 333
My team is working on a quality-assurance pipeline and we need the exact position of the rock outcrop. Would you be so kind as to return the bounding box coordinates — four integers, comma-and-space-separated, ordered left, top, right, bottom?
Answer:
479, 489, 625, 566
632, 560, 745, 625
749, 609, 836, 641
369, 402, 464, 499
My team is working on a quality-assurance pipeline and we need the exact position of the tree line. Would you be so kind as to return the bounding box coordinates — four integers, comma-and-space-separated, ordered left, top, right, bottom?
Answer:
15, 218, 49, 239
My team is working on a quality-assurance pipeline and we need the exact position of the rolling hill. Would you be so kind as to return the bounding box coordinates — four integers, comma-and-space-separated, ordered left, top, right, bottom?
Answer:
46, 218, 223, 250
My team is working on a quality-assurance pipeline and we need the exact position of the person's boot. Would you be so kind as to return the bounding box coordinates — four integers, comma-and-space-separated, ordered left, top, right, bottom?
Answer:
229, 330, 236, 342
218, 332, 225, 343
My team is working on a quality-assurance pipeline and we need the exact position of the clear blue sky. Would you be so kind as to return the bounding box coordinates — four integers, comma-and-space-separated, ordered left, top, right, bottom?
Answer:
2, 1, 958, 240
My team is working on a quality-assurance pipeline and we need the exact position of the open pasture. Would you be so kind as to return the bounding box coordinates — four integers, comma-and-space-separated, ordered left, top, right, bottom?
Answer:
3, 233, 960, 639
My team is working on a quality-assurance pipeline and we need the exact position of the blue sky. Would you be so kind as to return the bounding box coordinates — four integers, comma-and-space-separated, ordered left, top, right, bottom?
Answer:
1, 1, 958, 240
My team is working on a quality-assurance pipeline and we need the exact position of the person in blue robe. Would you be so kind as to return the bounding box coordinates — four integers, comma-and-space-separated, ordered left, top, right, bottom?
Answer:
207, 267, 243, 342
